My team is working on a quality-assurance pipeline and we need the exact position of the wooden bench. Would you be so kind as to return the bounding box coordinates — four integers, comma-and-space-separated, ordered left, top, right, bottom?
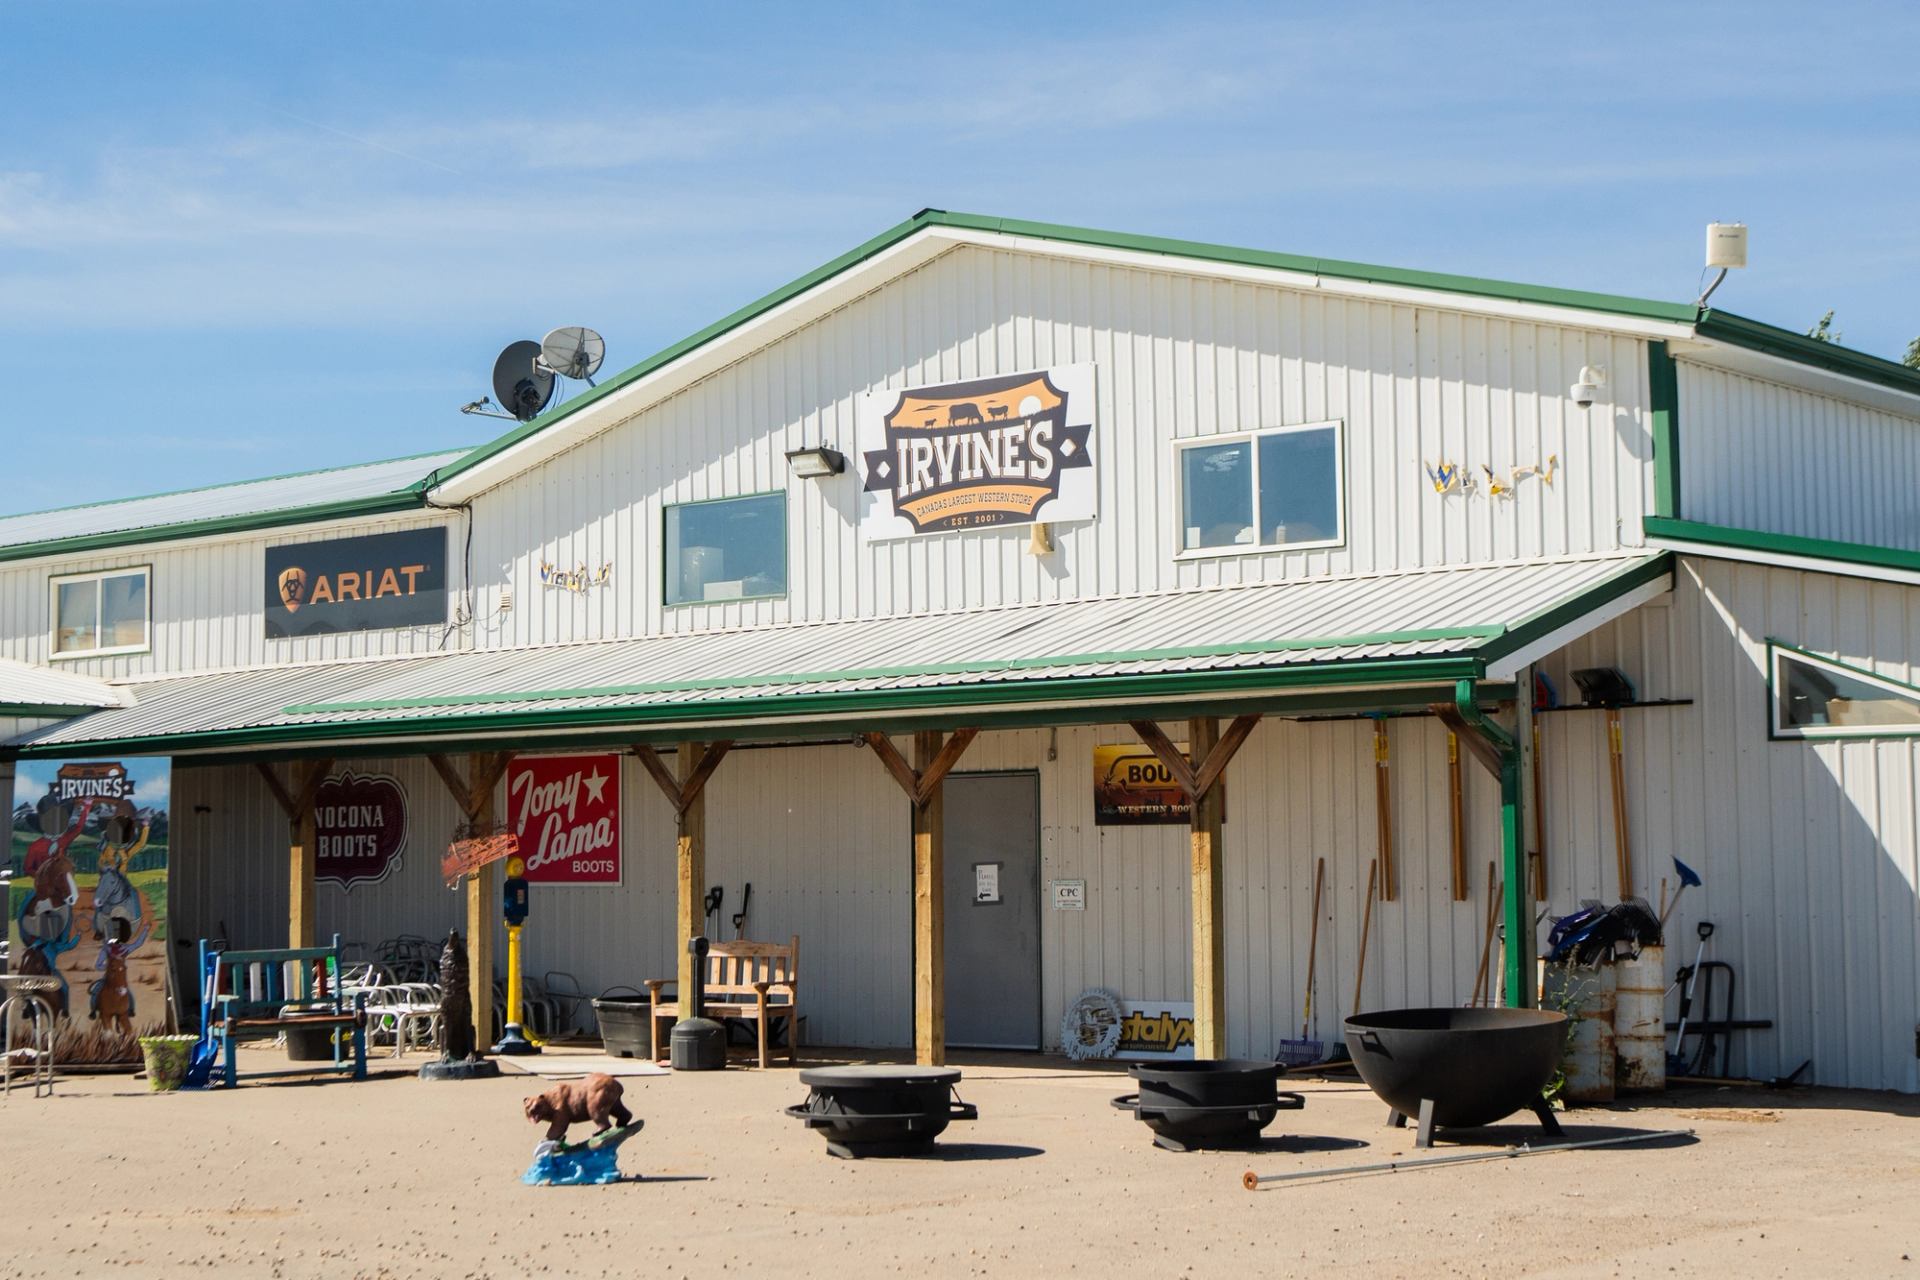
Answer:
199, 936, 367, 1087
646, 937, 800, 1068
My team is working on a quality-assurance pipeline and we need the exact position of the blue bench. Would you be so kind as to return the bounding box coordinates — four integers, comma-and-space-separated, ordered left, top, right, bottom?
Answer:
198, 936, 367, 1087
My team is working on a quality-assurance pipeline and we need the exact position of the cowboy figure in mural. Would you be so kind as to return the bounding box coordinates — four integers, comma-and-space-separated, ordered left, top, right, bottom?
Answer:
90, 810, 151, 943
90, 914, 152, 1036
16, 797, 96, 1017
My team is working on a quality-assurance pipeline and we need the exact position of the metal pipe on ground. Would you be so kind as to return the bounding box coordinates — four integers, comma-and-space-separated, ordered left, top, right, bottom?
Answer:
1241, 1128, 1695, 1190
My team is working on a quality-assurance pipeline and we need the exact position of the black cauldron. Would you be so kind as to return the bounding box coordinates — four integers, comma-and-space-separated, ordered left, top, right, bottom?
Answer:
784, 1065, 977, 1158
1111, 1059, 1305, 1152
1344, 1007, 1568, 1147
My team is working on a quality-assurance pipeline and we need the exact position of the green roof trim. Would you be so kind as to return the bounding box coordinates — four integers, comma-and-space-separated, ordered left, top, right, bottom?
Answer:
282, 625, 1502, 715
0, 489, 433, 566
9, 655, 1485, 759
1474, 553, 1674, 667
1695, 311, 1920, 399
0, 702, 100, 718
423, 209, 1708, 492
1644, 516, 1920, 575
1648, 341, 1681, 519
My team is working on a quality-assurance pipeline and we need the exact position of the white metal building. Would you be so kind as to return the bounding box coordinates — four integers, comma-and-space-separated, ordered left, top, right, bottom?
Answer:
4, 211, 1917, 1090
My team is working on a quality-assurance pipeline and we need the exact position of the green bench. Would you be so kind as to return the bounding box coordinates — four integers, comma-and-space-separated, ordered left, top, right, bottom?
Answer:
198, 936, 368, 1087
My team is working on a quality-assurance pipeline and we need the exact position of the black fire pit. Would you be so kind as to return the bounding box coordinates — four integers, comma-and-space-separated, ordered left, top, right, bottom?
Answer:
1110, 1059, 1305, 1152
784, 1065, 977, 1158
1344, 1007, 1568, 1148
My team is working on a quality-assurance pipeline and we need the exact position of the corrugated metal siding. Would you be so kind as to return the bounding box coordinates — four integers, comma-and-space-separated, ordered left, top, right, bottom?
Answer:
0, 450, 461, 550
1677, 360, 1920, 550
0, 657, 120, 707
470, 244, 1654, 647
0, 512, 465, 680
1536, 556, 1920, 1093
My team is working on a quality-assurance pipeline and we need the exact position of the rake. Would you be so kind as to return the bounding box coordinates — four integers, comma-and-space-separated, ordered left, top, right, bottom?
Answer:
1274, 857, 1326, 1067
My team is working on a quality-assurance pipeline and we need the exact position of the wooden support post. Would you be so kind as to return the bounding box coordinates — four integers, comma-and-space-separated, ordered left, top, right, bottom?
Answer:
1188, 717, 1227, 1060
913, 731, 945, 1067
1433, 686, 1530, 1009
1447, 733, 1468, 903
676, 741, 708, 1011
466, 751, 498, 1054
258, 759, 332, 950
1373, 722, 1397, 902
859, 729, 979, 1066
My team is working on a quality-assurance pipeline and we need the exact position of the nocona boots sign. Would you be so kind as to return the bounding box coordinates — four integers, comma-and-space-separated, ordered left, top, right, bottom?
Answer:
859, 364, 1097, 538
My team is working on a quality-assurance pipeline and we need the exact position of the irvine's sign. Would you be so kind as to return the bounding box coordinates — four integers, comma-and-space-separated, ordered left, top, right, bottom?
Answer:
858, 365, 1097, 538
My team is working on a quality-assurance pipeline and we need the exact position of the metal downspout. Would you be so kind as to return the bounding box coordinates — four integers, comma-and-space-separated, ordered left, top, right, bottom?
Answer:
1453, 679, 1531, 1009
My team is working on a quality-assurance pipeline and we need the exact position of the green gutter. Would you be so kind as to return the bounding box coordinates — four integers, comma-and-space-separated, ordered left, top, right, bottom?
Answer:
0, 490, 431, 565
0, 702, 103, 717
1696, 310, 1920, 399
1452, 678, 1529, 1011
425, 209, 1703, 492
10, 655, 1482, 759
1643, 517, 1920, 575
1648, 341, 1681, 519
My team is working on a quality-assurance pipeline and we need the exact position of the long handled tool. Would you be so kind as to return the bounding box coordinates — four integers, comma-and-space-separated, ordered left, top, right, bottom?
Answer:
1352, 859, 1379, 1016
1606, 709, 1632, 898
1275, 858, 1326, 1066
1373, 724, 1397, 901
1667, 919, 1715, 1073
1469, 861, 1499, 1007
1659, 856, 1702, 930
1447, 734, 1467, 902
1241, 1128, 1695, 1190
731, 882, 753, 939
1530, 719, 1548, 900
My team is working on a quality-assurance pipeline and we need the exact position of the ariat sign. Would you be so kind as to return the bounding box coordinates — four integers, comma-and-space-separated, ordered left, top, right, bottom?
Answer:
264, 527, 448, 639
859, 364, 1097, 538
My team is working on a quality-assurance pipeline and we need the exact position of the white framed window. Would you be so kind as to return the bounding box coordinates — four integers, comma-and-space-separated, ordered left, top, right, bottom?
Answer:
49, 566, 151, 658
664, 492, 788, 606
1174, 419, 1345, 557
1769, 642, 1920, 740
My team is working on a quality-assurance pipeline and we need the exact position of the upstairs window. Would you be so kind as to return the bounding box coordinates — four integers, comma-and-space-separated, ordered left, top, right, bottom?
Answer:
1771, 643, 1920, 739
1176, 421, 1345, 556
665, 492, 787, 605
51, 567, 150, 657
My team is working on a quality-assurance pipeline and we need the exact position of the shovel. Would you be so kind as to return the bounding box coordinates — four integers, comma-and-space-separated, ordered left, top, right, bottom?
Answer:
1658, 857, 1701, 931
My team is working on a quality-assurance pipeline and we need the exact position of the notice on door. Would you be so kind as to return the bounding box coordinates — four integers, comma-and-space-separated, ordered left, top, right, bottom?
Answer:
973, 861, 1001, 905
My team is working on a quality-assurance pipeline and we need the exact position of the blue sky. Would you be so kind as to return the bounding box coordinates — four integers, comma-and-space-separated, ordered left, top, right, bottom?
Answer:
3, 3, 1915, 514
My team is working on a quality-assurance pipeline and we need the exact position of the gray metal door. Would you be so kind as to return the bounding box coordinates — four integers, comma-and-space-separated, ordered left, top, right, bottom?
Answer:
942, 772, 1042, 1049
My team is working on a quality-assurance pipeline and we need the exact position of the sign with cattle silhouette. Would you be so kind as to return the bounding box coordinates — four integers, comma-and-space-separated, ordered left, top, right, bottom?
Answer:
858, 364, 1097, 538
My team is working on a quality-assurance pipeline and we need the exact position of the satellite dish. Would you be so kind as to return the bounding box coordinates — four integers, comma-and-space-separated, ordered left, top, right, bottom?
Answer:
540, 326, 606, 384
491, 340, 555, 422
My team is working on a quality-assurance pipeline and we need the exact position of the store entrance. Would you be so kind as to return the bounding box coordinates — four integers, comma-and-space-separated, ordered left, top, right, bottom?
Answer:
941, 771, 1042, 1050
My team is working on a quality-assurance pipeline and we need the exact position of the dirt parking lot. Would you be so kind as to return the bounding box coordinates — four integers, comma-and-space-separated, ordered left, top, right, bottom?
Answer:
4, 1046, 1916, 1279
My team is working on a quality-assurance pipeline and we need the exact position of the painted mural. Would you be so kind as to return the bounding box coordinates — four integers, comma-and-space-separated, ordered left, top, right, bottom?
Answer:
8, 758, 171, 1061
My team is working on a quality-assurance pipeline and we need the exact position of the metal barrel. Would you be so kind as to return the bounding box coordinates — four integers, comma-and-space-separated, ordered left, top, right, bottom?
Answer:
1542, 961, 1615, 1102
1613, 944, 1666, 1092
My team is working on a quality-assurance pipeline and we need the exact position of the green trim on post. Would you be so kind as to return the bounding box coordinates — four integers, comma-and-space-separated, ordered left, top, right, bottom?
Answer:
1452, 679, 1530, 1009
1648, 340, 1681, 519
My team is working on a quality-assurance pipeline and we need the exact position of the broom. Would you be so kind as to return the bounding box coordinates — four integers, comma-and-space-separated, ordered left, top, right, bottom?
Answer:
1274, 857, 1326, 1066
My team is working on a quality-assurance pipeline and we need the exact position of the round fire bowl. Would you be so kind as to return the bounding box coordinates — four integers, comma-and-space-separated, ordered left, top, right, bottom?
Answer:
1344, 1007, 1567, 1140
1111, 1059, 1305, 1152
785, 1065, 977, 1158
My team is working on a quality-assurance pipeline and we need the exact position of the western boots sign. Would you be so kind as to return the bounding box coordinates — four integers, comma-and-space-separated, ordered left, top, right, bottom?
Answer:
264, 527, 448, 639
859, 364, 1097, 538
313, 771, 410, 890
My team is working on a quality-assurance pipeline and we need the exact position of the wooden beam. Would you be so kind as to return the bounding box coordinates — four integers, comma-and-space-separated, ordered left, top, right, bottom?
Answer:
632, 744, 681, 809
1448, 733, 1469, 902
863, 733, 923, 803
676, 741, 708, 1010
912, 730, 945, 1066
677, 741, 733, 813
1192, 714, 1261, 799
1127, 720, 1198, 797
632, 741, 731, 815
466, 752, 497, 1055
426, 752, 471, 811
912, 728, 978, 805
1373, 723, 1397, 902
292, 758, 333, 815
254, 762, 297, 819
290, 802, 317, 950
1432, 704, 1504, 777
1188, 717, 1226, 1060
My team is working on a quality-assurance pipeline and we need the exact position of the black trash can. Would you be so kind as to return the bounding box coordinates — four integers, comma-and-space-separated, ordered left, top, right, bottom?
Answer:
592, 995, 654, 1060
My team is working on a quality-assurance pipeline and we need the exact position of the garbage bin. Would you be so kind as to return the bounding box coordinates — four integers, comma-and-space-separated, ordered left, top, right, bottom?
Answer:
592, 995, 653, 1059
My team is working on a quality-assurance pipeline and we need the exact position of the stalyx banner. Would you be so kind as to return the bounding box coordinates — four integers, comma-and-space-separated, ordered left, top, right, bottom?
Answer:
507, 754, 621, 885
8, 759, 172, 1060
859, 364, 1097, 539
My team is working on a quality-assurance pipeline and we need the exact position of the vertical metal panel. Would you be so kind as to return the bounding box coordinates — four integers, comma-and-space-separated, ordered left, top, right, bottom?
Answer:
1677, 360, 1920, 550
0, 512, 463, 679
468, 245, 1656, 649
1535, 557, 1920, 1092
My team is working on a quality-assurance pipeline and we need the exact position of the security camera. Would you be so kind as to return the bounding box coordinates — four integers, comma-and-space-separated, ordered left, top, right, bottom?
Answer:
1569, 364, 1606, 408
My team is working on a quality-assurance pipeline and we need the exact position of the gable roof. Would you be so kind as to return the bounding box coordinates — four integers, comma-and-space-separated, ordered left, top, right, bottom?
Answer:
421, 210, 1920, 501
0, 447, 466, 565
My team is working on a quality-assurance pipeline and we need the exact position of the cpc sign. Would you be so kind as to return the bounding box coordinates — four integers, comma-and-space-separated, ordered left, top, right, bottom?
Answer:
506, 754, 621, 885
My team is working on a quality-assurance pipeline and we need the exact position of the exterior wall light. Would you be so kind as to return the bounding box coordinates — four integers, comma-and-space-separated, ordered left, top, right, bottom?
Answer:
784, 446, 846, 478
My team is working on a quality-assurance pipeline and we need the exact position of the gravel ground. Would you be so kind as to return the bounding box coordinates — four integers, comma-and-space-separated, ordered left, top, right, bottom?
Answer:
3, 1044, 1915, 1279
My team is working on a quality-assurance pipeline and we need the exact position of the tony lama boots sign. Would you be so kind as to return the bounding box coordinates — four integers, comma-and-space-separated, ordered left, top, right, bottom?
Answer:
859, 365, 1097, 538
265, 528, 448, 639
